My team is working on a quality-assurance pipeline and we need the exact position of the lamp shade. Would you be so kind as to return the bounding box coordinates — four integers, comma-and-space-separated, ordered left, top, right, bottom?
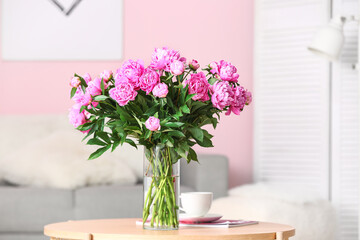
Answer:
308, 16, 345, 61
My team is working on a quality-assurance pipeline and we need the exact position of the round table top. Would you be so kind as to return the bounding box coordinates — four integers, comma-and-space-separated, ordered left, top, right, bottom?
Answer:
44, 218, 295, 240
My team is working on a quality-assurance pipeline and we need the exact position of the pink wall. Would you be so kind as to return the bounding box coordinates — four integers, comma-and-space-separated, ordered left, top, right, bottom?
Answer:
0, 0, 254, 188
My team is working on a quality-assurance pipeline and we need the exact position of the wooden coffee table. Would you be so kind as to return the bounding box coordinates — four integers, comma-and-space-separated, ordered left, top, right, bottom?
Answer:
44, 218, 295, 240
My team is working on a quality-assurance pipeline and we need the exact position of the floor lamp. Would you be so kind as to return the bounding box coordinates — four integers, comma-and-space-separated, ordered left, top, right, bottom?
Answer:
308, 14, 359, 240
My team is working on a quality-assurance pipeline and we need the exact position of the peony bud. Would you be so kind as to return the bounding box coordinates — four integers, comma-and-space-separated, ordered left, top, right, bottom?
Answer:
70, 77, 81, 88
152, 83, 169, 98
189, 59, 200, 71
145, 116, 161, 131
100, 70, 113, 82
170, 60, 185, 76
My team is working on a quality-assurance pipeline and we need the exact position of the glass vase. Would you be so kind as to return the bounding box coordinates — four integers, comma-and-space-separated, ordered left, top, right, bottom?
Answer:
143, 145, 180, 230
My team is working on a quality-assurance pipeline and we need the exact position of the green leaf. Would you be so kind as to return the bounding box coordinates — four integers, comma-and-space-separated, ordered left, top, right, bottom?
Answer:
79, 105, 87, 114
81, 85, 86, 93
81, 124, 97, 141
132, 114, 143, 130
107, 120, 125, 127
185, 94, 196, 103
70, 87, 77, 98
116, 127, 126, 139
96, 118, 105, 132
88, 145, 111, 160
180, 104, 190, 114
173, 110, 183, 120
85, 107, 96, 115
179, 141, 190, 151
188, 127, 204, 142
159, 98, 167, 107
169, 147, 180, 164
197, 135, 214, 148
144, 130, 152, 140
75, 73, 88, 87
163, 122, 184, 128
166, 140, 174, 147
152, 132, 161, 140
111, 139, 121, 152
179, 85, 189, 105
168, 130, 185, 138
188, 148, 198, 162
77, 122, 94, 131
166, 96, 175, 108
208, 77, 218, 85
125, 138, 137, 149
116, 105, 133, 121
144, 104, 159, 116
203, 129, 214, 139
87, 138, 107, 146
123, 125, 141, 131
127, 100, 143, 114
136, 94, 148, 112
168, 136, 175, 146
96, 132, 111, 144
93, 95, 109, 101
175, 147, 187, 160
191, 101, 207, 112
187, 139, 197, 146
100, 78, 105, 94
211, 118, 218, 129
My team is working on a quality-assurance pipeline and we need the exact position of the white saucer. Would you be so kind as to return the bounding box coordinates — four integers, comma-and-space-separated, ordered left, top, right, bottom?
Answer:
179, 213, 223, 223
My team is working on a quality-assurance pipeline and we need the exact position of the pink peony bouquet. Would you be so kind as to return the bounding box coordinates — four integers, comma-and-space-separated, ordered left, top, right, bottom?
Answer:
69, 47, 251, 161
69, 47, 251, 229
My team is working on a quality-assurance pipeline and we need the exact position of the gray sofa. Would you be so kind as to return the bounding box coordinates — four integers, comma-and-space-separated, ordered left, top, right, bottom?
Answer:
0, 154, 228, 240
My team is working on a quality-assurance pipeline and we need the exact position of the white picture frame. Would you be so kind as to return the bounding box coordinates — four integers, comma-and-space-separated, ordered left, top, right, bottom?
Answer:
1, 0, 123, 61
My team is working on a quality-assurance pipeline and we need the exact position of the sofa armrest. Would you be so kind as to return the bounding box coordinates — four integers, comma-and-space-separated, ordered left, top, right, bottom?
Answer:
0, 181, 7, 186
180, 154, 228, 199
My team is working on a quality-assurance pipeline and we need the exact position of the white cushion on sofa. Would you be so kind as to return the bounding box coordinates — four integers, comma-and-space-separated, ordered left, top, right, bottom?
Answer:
0, 115, 144, 182
211, 183, 336, 240
0, 130, 137, 189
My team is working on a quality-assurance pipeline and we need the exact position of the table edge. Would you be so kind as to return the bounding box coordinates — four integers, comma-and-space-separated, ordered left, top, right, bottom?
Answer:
44, 219, 295, 240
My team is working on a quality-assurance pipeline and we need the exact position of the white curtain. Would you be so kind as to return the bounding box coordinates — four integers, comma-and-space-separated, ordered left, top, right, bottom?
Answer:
254, 0, 359, 239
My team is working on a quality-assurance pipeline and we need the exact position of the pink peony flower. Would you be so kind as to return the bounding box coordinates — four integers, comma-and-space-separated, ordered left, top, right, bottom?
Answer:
183, 72, 210, 102
70, 77, 80, 88
152, 83, 169, 98
245, 90, 252, 105
100, 70, 113, 82
210, 60, 239, 82
189, 59, 200, 71
211, 81, 233, 110
150, 47, 180, 71
68, 104, 88, 128
170, 60, 185, 76
226, 86, 246, 115
209, 62, 218, 74
145, 116, 160, 131
73, 88, 92, 106
87, 77, 108, 97
82, 73, 92, 83
179, 57, 187, 64
109, 79, 138, 106
139, 68, 160, 94
90, 101, 99, 108
115, 59, 144, 90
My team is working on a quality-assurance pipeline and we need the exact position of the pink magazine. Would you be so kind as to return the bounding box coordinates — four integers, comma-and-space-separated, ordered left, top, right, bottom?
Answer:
136, 219, 259, 228
179, 219, 259, 228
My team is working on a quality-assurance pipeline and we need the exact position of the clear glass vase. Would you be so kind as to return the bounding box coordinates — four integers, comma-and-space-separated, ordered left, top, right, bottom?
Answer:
143, 145, 180, 230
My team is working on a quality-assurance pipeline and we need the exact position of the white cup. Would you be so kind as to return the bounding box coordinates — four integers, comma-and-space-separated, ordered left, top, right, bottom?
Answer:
180, 192, 213, 217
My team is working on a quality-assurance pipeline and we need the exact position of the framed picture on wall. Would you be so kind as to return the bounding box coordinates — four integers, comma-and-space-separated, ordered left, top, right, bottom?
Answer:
1, 0, 123, 61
